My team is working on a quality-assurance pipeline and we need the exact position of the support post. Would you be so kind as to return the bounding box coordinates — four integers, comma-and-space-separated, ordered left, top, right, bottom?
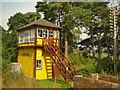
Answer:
53, 77, 56, 88
66, 67, 68, 88
74, 66, 77, 74
65, 33, 68, 59
113, 8, 117, 74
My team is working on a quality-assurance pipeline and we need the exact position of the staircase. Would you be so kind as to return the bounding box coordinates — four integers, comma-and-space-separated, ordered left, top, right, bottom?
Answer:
45, 56, 52, 79
43, 39, 77, 81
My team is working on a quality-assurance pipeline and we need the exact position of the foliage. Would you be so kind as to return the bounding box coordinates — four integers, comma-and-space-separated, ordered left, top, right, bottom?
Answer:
7, 12, 40, 31
2, 30, 18, 62
2, 12, 40, 62
2, 59, 35, 88
69, 52, 96, 76
35, 2, 83, 51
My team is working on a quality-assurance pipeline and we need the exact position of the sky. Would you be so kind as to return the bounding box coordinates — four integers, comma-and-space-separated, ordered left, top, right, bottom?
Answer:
1, 2, 36, 30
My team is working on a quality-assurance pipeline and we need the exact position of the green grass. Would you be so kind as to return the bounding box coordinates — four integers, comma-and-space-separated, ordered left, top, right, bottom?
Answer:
35, 75, 72, 88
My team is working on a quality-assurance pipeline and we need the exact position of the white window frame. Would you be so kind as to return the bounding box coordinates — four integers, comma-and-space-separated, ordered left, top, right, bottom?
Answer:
42, 29, 48, 38
36, 60, 42, 69
19, 30, 35, 43
28, 30, 31, 42
19, 32, 24, 43
37, 28, 48, 38
30, 30, 35, 42
54, 31, 59, 39
37, 28, 43, 38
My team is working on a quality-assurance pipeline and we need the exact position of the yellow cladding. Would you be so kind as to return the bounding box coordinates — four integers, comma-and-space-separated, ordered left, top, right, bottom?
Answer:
18, 48, 34, 78
37, 38, 43, 45
36, 48, 52, 80
19, 43, 34, 47
53, 40, 58, 46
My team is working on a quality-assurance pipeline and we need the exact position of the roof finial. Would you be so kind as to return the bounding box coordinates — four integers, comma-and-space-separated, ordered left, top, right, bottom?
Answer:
39, 12, 44, 19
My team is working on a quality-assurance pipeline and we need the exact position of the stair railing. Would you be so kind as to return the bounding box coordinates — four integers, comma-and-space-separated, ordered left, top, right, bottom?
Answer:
43, 38, 77, 80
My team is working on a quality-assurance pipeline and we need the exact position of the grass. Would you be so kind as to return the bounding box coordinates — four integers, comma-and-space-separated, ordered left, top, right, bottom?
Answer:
35, 75, 72, 88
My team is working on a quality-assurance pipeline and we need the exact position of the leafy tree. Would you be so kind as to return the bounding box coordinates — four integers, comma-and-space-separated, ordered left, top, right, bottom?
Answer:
2, 12, 40, 62
35, 2, 82, 52
7, 12, 40, 31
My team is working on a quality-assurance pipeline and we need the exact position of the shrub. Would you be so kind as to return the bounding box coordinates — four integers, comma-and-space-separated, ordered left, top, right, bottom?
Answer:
69, 53, 96, 76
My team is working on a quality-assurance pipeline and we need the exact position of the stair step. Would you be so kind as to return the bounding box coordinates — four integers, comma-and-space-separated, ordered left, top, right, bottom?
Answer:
47, 71, 52, 73
47, 70, 52, 73
46, 63, 52, 65
45, 57, 51, 59
46, 61, 52, 63
48, 73, 52, 75
48, 77, 52, 79
46, 60, 51, 62
46, 65, 52, 67
46, 67, 52, 69
46, 69, 52, 70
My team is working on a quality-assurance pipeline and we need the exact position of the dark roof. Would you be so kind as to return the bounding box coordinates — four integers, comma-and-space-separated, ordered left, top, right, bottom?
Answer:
17, 19, 61, 31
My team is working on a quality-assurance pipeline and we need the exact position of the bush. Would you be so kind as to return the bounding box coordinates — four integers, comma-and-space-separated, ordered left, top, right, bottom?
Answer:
2, 60, 35, 88
69, 53, 96, 76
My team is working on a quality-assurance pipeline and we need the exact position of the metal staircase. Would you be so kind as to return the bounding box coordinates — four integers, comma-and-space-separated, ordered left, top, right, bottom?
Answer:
43, 39, 77, 81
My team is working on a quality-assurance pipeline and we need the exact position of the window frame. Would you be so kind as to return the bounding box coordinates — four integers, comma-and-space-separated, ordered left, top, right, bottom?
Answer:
30, 30, 35, 42
37, 28, 43, 38
19, 30, 35, 43
54, 31, 59, 39
19, 32, 24, 43
36, 60, 42, 69
37, 28, 48, 38
49, 30, 53, 38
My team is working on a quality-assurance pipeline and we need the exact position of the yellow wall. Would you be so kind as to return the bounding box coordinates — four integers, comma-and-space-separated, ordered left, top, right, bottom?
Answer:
18, 47, 52, 80
37, 38, 43, 46
36, 48, 52, 80
18, 43, 34, 47
18, 48, 34, 78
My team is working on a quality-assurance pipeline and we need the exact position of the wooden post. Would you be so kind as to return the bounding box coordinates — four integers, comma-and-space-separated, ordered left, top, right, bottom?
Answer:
66, 67, 68, 88
53, 77, 56, 88
74, 66, 77, 74
113, 8, 117, 74
65, 33, 68, 59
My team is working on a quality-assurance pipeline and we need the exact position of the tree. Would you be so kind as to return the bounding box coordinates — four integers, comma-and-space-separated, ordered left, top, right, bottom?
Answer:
35, 2, 82, 53
2, 12, 40, 62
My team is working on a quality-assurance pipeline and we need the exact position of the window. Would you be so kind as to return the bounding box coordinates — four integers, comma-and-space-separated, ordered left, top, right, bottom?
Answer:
38, 29, 43, 37
19, 30, 35, 43
36, 60, 42, 69
37, 29, 48, 38
28, 30, 31, 42
49, 31, 53, 38
54, 31, 59, 38
30, 30, 35, 42
43, 29, 47, 38
25, 31, 28, 42
19, 32, 23, 43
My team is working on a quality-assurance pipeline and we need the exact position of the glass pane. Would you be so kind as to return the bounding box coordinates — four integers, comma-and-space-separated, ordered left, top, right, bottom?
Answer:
43, 29, 47, 38
49, 31, 53, 37
38, 29, 42, 37
36, 60, 42, 69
